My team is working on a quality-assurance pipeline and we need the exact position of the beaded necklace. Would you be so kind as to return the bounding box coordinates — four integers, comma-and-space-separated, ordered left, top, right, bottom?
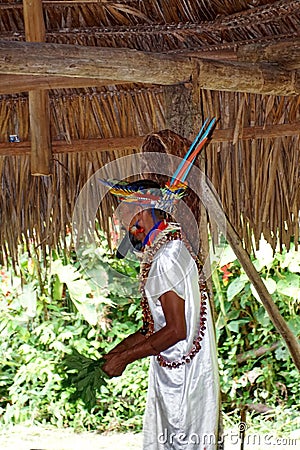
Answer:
139, 223, 209, 369
142, 219, 168, 247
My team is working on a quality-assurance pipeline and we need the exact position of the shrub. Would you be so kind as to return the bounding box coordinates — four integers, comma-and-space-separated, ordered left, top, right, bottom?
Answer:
0, 235, 299, 434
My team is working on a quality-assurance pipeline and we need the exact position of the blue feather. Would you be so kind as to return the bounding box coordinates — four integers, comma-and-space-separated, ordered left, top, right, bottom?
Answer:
180, 117, 216, 183
170, 119, 209, 186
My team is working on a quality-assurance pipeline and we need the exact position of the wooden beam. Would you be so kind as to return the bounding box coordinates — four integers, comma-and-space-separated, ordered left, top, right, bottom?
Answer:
0, 122, 298, 157
210, 121, 300, 142
28, 90, 52, 174
195, 59, 299, 96
43, 0, 108, 3
0, 40, 193, 85
237, 38, 300, 70
24, 0, 45, 42
0, 74, 127, 94
0, 136, 145, 156
23, 0, 52, 175
0, 41, 299, 95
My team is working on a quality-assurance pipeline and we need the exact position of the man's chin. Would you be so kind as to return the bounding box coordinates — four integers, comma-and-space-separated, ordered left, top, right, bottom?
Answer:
116, 231, 144, 259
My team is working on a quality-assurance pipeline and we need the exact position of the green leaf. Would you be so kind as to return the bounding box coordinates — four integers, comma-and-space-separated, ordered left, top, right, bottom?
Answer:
18, 283, 37, 318
227, 319, 249, 333
51, 260, 99, 325
128, 303, 137, 316
67, 279, 91, 301
287, 317, 300, 336
254, 307, 270, 327
276, 274, 300, 300
212, 244, 237, 267
52, 274, 63, 301
51, 260, 79, 283
216, 313, 225, 331
227, 309, 240, 320
69, 298, 98, 326
275, 346, 288, 361
254, 237, 275, 271
227, 275, 248, 301
278, 245, 300, 273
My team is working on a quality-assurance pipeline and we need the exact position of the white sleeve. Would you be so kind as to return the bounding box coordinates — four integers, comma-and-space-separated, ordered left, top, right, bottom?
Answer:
144, 239, 196, 304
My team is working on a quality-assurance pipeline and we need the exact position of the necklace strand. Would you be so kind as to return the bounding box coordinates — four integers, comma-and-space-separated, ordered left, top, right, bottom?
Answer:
139, 224, 209, 369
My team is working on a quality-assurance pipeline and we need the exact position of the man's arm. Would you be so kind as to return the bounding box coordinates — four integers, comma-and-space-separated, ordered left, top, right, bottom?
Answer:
106, 330, 147, 354
102, 290, 186, 377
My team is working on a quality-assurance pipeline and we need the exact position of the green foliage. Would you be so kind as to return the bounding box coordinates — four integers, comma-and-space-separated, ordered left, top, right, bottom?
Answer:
97, 358, 149, 432
0, 234, 299, 435
61, 350, 108, 411
213, 237, 300, 432
0, 235, 146, 432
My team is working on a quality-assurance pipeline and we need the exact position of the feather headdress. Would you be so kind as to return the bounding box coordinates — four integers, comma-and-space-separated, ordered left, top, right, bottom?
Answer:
101, 117, 216, 214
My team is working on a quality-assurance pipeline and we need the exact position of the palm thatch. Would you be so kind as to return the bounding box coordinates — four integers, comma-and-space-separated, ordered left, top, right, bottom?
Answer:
0, 0, 299, 263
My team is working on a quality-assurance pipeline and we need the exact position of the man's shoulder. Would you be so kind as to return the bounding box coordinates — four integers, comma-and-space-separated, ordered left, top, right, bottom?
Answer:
154, 239, 194, 270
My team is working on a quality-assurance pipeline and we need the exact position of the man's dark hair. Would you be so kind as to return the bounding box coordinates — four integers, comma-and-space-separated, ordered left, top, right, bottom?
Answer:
125, 179, 160, 191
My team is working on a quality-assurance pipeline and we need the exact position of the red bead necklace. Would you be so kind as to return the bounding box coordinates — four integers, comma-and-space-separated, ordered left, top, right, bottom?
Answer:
139, 224, 209, 369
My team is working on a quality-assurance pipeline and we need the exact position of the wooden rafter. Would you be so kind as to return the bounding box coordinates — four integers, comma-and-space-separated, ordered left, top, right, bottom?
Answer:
0, 41, 299, 96
1, 122, 299, 157
23, 0, 52, 176
0, 136, 144, 156
237, 38, 300, 70
0, 41, 193, 84
0, 74, 129, 94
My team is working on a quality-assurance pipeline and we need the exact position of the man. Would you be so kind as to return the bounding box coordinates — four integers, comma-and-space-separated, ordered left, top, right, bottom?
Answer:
102, 179, 220, 450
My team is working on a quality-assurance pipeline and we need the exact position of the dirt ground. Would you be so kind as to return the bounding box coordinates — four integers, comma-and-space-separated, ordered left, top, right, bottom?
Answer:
0, 426, 142, 450
0, 425, 299, 450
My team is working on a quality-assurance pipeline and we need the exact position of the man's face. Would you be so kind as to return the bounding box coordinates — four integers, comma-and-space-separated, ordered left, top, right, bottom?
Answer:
117, 203, 139, 230
116, 203, 147, 243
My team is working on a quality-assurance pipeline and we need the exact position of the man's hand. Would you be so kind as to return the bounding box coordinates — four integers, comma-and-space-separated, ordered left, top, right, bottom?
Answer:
102, 330, 147, 377
102, 351, 128, 377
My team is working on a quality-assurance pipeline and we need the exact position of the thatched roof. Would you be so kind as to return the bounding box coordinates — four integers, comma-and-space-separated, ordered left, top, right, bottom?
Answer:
0, 0, 299, 263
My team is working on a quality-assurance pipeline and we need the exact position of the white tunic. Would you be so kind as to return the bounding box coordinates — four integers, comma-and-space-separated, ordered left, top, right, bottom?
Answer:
142, 238, 220, 450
